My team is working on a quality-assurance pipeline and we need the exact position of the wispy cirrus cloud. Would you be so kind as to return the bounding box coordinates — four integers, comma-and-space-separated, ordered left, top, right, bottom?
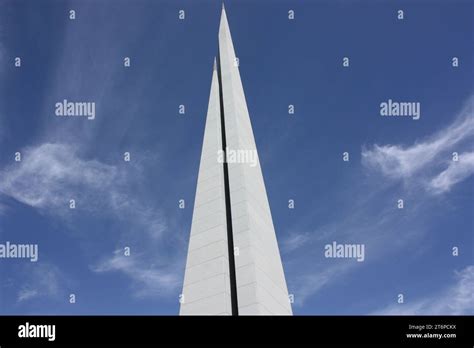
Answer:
286, 201, 420, 306
362, 95, 474, 193
0, 142, 167, 240
285, 96, 474, 308
372, 265, 474, 315
0, 142, 180, 299
281, 231, 311, 254
0, 143, 119, 209
92, 249, 181, 298
16, 263, 65, 304
0, 4, 187, 308
429, 152, 474, 194
17, 289, 39, 302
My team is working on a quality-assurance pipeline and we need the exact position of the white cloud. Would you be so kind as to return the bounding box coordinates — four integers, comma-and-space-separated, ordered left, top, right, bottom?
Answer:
282, 97, 474, 308
17, 289, 38, 302
0, 143, 119, 208
16, 263, 63, 303
282, 231, 311, 254
92, 250, 180, 298
429, 152, 474, 194
0, 142, 177, 300
0, 142, 167, 240
362, 96, 474, 191
372, 265, 474, 315
285, 200, 415, 306
291, 262, 354, 306
284, 111, 473, 306
0, 13, 183, 305
109, 191, 168, 240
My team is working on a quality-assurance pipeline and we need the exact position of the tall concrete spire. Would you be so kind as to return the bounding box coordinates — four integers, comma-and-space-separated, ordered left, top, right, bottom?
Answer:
180, 5, 292, 316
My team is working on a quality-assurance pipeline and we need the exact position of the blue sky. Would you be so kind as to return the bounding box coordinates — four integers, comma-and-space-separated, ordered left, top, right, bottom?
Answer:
0, 0, 472, 315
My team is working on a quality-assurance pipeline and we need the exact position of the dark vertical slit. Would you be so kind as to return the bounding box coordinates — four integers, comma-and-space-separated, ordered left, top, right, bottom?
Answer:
217, 49, 239, 316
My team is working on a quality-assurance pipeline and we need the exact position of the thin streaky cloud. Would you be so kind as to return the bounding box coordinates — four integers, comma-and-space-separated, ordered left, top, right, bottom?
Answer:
17, 289, 38, 303
0, 141, 177, 301
281, 231, 311, 254
362, 95, 474, 184
428, 152, 474, 194
0, 142, 167, 240
371, 265, 474, 315
91, 250, 181, 299
284, 96, 474, 307
0, 143, 119, 209
16, 263, 64, 304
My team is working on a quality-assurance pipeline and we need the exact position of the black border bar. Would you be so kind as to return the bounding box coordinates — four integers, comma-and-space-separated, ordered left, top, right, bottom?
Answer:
0, 315, 472, 345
